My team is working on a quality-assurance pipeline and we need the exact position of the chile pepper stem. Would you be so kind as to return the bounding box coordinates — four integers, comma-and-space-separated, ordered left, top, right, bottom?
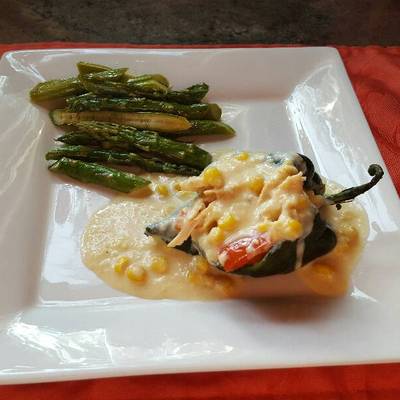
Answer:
326, 164, 384, 209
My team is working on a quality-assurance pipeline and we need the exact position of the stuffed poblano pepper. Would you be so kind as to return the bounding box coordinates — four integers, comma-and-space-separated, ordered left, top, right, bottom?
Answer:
145, 152, 383, 278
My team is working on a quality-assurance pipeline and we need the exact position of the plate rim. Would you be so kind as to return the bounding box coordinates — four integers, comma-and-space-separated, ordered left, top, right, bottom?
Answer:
1, 46, 399, 384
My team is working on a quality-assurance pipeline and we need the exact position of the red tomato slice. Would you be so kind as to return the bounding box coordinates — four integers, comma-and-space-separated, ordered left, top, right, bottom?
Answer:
219, 235, 273, 272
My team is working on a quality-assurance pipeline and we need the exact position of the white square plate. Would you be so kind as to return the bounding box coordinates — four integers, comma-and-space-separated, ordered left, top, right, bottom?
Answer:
0, 48, 399, 384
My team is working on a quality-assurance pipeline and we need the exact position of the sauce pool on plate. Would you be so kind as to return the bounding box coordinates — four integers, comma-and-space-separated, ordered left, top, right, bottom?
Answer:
81, 152, 369, 300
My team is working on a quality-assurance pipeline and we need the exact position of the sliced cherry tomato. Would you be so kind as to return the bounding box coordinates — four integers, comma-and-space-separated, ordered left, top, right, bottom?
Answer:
219, 235, 273, 272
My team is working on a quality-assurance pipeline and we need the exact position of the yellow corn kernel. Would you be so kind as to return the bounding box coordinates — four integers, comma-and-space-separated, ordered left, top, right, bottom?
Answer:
281, 164, 298, 176
208, 227, 225, 244
235, 151, 249, 161
264, 206, 281, 222
193, 256, 209, 274
150, 256, 168, 274
257, 221, 272, 233
203, 167, 224, 187
288, 195, 310, 211
155, 184, 169, 196
313, 264, 335, 282
113, 256, 130, 274
218, 213, 238, 231
248, 175, 264, 195
285, 219, 303, 239
126, 265, 146, 282
173, 182, 182, 191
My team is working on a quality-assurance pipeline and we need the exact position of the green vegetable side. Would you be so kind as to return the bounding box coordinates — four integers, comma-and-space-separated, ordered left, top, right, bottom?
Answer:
30, 61, 234, 192
49, 157, 150, 193
46, 145, 202, 176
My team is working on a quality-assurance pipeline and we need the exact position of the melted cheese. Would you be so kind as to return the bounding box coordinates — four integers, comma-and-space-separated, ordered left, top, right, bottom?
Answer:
81, 152, 369, 299
178, 152, 318, 266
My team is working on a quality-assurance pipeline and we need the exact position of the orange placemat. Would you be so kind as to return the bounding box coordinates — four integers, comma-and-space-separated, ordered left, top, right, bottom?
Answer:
1, 43, 399, 399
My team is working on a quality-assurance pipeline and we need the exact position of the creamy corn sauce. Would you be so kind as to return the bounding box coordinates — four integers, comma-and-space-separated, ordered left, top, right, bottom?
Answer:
81, 152, 368, 299
297, 182, 368, 296
174, 152, 317, 267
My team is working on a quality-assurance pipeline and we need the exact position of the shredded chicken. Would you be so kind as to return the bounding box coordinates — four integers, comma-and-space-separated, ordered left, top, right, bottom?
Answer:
179, 177, 207, 192
196, 201, 219, 232
167, 199, 205, 247
257, 170, 303, 205
203, 185, 243, 203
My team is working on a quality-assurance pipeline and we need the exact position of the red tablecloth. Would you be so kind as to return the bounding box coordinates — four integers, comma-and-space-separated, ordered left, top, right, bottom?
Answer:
1, 43, 399, 399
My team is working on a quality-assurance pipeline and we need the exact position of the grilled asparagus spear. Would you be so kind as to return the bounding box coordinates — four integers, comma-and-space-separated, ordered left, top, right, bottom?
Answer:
77, 78, 207, 104
56, 132, 127, 150
30, 69, 126, 101
49, 157, 150, 193
127, 74, 169, 87
79, 78, 169, 99
50, 109, 191, 133
77, 61, 112, 75
176, 120, 235, 137
78, 68, 128, 82
30, 78, 85, 102
29, 69, 122, 102
71, 121, 212, 169
66, 95, 221, 120
166, 83, 209, 104
46, 145, 201, 176
76, 62, 168, 85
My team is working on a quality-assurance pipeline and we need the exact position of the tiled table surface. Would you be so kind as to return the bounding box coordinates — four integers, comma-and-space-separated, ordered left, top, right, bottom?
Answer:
0, 0, 399, 45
